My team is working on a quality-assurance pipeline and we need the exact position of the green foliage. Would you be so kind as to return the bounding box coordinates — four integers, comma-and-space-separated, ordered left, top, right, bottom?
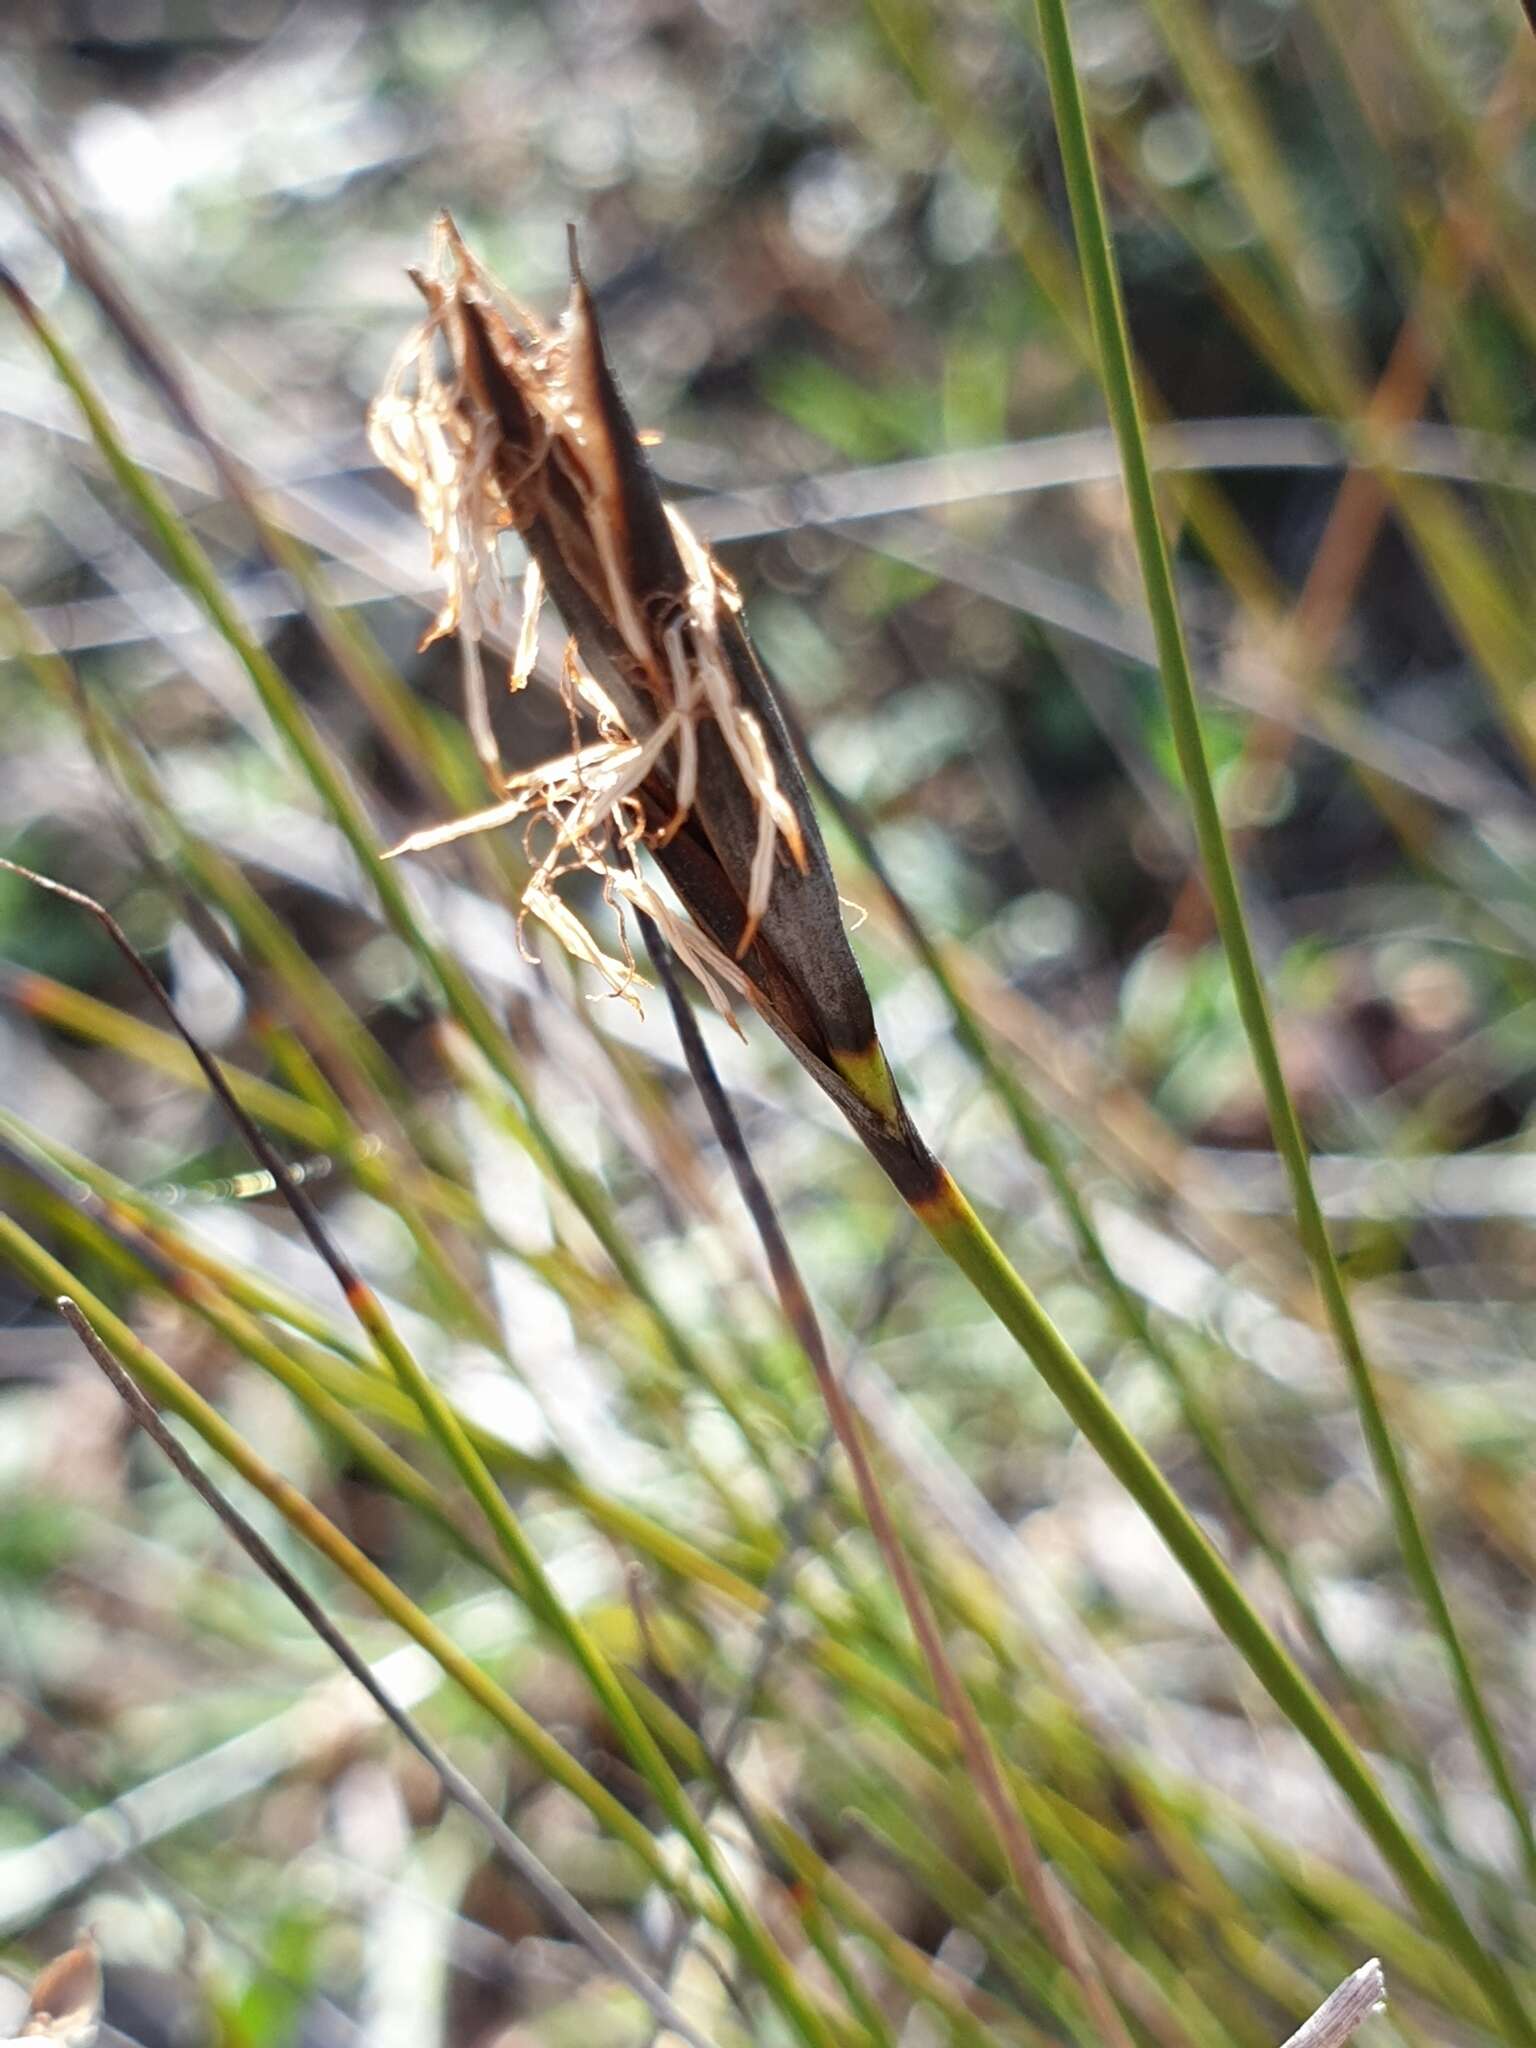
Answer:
1, 3, 1535, 2043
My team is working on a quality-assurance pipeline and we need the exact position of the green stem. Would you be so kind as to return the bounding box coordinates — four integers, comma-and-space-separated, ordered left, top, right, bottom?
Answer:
912, 1167, 1532, 2045
810, 733, 1444, 1749
1024, 0, 1536, 1950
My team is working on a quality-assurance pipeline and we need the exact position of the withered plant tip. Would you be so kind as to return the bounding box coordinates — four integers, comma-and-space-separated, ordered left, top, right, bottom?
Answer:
370, 216, 924, 1175
369, 219, 797, 996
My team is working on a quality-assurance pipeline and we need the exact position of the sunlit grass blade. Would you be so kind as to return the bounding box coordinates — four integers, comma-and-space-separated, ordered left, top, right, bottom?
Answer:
58, 1293, 725, 2048
800, 718, 1463, 1796
1014, 0, 1536, 2021
3, 861, 857, 2048
0, 1201, 1109, 2047
2, 1123, 1491, 2035
642, 913, 1141, 2048
0, 1220, 840, 2026
868, 0, 1536, 789
328, 206, 1536, 2036
8, 86, 1532, 2048
0, 268, 765, 1460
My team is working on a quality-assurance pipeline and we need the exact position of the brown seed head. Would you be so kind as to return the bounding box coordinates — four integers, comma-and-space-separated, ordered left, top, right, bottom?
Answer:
370, 217, 923, 1167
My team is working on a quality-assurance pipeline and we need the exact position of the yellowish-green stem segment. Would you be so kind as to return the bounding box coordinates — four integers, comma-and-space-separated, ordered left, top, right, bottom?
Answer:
830, 1038, 906, 1131
908, 1168, 1533, 2048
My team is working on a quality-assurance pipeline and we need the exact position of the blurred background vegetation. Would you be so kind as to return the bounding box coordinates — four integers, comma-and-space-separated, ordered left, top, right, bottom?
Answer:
3, 1, 1536, 2045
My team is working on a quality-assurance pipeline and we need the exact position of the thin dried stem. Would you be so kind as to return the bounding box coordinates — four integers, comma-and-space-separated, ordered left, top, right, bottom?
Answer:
57, 1297, 722, 2048
1278, 1961, 1386, 2048
639, 915, 1144, 2048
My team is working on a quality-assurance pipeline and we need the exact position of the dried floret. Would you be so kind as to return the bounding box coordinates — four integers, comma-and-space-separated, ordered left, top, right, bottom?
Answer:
372, 216, 918, 1165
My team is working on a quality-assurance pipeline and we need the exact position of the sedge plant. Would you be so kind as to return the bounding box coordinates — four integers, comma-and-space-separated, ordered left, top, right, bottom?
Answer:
1, 28, 1532, 2042
350, 217, 1529, 2040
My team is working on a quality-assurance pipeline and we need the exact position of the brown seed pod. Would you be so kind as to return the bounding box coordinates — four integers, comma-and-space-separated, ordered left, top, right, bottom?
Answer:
370, 216, 933, 1184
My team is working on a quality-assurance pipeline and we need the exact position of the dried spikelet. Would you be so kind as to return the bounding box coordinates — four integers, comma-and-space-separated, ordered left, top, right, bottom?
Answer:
372, 216, 926, 1176
370, 217, 802, 1001
368, 246, 523, 779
